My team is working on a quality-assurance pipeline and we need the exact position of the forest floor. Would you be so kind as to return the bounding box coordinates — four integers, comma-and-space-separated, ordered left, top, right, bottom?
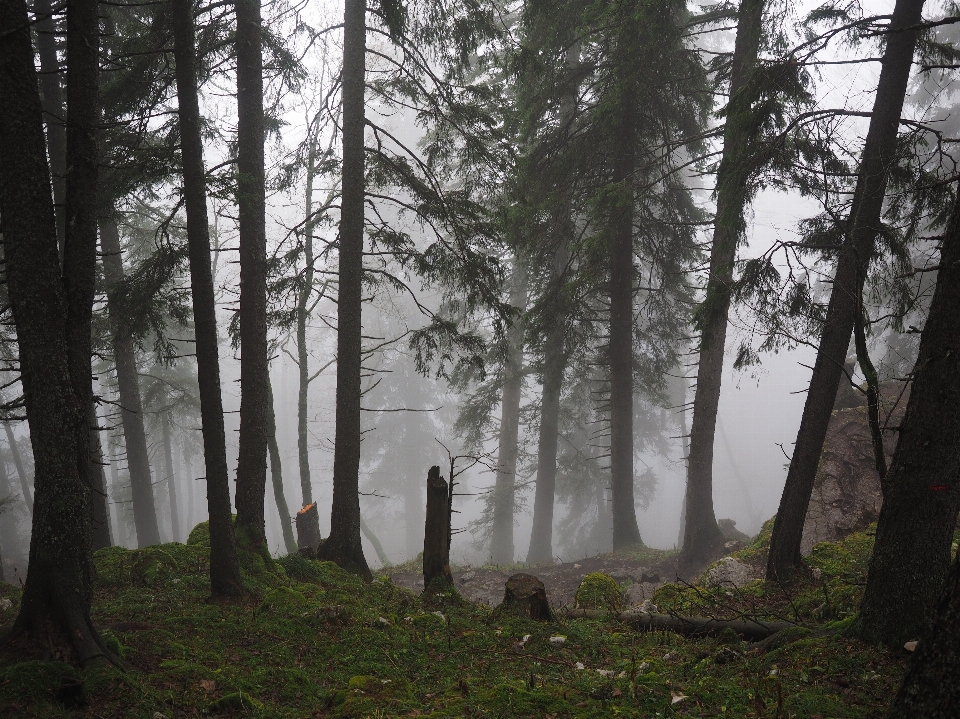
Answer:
0, 523, 912, 718
386, 543, 679, 609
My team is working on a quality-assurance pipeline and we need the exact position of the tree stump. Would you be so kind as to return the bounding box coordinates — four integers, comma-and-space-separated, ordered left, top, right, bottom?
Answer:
497, 573, 553, 621
423, 466, 453, 590
296, 503, 321, 554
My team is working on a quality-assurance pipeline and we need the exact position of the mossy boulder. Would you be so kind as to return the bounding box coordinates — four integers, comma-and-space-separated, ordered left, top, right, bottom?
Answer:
575, 572, 623, 611
260, 586, 309, 613
186, 519, 214, 547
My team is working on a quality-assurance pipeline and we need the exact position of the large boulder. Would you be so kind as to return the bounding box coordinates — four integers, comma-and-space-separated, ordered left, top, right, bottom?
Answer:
801, 381, 908, 554
705, 557, 757, 588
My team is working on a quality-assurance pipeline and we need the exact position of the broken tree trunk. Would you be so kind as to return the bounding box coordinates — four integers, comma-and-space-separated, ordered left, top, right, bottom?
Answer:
497, 573, 553, 621
296, 502, 321, 554
423, 465, 453, 590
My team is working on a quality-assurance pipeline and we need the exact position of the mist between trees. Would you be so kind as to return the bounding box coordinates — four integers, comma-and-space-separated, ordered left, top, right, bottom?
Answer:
2, 0, 960, 708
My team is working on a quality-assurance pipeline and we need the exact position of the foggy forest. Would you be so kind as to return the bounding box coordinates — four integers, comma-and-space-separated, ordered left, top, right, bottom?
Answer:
0, 0, 959, 715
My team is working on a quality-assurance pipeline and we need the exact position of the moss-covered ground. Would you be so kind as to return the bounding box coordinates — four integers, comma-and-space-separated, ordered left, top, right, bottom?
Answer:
0, 525, 909, 718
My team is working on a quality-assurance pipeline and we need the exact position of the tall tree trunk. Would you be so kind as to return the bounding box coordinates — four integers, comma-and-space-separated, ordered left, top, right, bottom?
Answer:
60, 0, 102, 565
161, 410, 180, 543
527, 308, 565, 563
0, 0, 115, 663
296, 134, 321, 542
32, 0, 66, 258
266, 378, 297, 555
100, 216, 162, 547
360, 515, 390, 567
316, 0, 371, 581
766, 0, 925, 580
4, 423, 32, 514
89, 403, 111, 550
854, 186, 960, 647
491, 272, 525, 565
609, 88, 642, 551
526, 42, 579, 565
0, 450, 22, 580
680, 0, 764, 571
233, 0, 270, 552
885, 547, 960, 718
171, 0, 243, 597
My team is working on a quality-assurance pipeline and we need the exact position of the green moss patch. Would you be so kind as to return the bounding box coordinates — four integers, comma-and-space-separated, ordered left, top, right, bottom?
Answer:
0, 526, 907, 718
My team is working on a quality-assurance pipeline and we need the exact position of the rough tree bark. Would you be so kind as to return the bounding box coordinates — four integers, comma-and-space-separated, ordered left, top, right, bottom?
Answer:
885, 548, 960, 718
766, 0, 925, 580
100, 216, 162, 547
161, 410, 180, 544
59, 0, 104, 574
295, 134, 322, 544
266, 378, 297, 555
423, 466, 453, 589
0, 0, 116, 663
491, 273, 526, 565
171, 0, 244, 597
316, 0, 372, 581
680, 0, 764, 571
855, 184, 960, 647
4, 423, 32, 514
32, 0, 66, 257
609, 87, 643, 551
233, 0, 270, 552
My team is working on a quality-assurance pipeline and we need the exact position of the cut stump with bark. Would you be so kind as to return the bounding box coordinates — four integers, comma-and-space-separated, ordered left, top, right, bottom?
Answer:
296, 503, 321, 553
423, 466, 453, 590
496, 573, 553, 621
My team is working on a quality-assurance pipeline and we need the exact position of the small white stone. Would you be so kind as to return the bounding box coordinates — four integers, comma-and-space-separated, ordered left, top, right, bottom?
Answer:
904, 640, 918, 652
377, 616, 390, 626
549, 635, 566, 645
0, 598, 12, 611
575, 662, 585, 670
431, 611, 445, 621
596, 669, 615, 677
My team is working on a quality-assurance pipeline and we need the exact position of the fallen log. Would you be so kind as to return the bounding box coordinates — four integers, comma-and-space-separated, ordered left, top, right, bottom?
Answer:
561, 608, 795, 641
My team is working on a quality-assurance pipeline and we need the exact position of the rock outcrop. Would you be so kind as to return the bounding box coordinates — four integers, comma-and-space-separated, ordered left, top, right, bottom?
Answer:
801, 381, 908, 554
